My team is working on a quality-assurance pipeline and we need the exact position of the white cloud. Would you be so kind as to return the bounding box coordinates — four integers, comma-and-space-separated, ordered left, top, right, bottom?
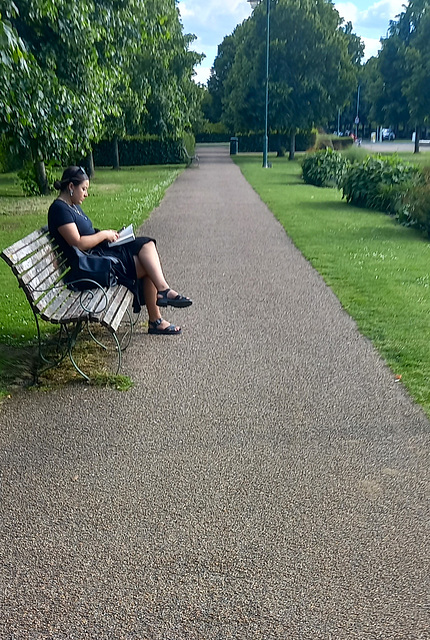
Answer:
360, 0, 404, 29
362, 36, 383, 60
179, 0, 251, 40
177, 2, 195, 18
179, 0, 252, 84
335, 2, 359, 25
193, 66, 212, 85
335, 0, 404, 36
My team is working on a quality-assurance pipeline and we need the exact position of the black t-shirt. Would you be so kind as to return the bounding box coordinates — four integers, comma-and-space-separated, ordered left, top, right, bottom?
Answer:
48, 199, 95, 259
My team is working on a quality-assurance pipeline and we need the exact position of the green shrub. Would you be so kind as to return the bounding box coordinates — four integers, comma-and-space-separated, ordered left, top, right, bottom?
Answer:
343, 145, 369, 164
397, 167, 430, 236
0, 136, 28, 173
17, 161, 57, 196
314, 135, 334, 150
341, 155, 420, 213
301, 148, 351, 188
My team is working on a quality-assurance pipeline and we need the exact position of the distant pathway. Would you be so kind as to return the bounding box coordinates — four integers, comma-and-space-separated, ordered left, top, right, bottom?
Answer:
0, 145, 428, 639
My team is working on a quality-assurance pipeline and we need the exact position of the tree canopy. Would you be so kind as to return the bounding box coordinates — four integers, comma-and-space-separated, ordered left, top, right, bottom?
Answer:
0, 0, 203, 191
362, 0, 430, 148
208, 0, 362, 152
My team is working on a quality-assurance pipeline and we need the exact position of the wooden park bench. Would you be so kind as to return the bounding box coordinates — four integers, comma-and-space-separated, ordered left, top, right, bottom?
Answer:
1, 226, 137, 382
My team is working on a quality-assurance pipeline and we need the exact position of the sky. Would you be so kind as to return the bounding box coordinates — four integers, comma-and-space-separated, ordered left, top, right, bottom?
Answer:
177, 0, 406, 85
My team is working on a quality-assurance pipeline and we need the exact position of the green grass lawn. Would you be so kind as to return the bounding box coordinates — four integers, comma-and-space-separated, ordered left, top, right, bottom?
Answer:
0, 165, 182, 392
234, 152, 430, 417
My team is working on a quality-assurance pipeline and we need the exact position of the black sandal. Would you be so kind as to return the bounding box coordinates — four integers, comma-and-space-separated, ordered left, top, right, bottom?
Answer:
157, 288, 192, 308
148, 318, 181, 335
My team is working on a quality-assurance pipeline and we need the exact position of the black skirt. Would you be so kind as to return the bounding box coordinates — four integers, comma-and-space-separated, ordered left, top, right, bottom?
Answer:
91, 236, 155, 311
93, 237, 155, 279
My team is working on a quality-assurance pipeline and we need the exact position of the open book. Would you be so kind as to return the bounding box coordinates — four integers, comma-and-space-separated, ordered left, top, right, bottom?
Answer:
108, 224, 135, 247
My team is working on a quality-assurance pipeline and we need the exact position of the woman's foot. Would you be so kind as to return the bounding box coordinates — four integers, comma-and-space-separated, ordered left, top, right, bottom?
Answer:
148, 317, 181, 335
157, 288, 192, 308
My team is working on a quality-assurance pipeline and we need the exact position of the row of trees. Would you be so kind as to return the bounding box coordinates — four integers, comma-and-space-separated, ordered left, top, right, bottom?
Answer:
204, 0, 429, 155
360, 0, 429, 151
0, 0, 203, 193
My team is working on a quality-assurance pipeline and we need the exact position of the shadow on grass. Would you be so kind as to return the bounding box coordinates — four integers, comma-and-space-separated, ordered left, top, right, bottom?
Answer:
0, 332, 133, 397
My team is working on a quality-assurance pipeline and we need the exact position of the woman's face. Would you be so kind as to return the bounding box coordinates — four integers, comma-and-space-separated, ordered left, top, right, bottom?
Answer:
70, 179, 89, 206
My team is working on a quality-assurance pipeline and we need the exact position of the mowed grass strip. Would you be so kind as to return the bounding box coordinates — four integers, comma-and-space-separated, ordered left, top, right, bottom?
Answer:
235, 153, 430, 417
0, 165, 182, 391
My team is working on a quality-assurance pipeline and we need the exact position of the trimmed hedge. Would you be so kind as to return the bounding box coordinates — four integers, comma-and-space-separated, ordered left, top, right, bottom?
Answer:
236, 131, 316, 154
331, 136, 354, 151
195, 133, 232, 143
92, 136, 188, 167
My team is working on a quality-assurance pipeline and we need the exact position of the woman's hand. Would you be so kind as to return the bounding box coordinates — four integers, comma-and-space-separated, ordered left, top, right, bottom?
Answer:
103, 229, 119, 243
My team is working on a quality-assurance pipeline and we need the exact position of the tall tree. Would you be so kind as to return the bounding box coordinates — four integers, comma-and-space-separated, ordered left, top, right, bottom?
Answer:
207, 29, 244, 124
0, 0, 155, 190
368, 0, 430, 150
220, 0, 361, 158
401, 4, 430, 150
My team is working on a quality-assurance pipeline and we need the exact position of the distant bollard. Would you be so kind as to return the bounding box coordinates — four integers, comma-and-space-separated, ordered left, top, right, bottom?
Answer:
371, 132, 376, 143
230, 137, 238, 155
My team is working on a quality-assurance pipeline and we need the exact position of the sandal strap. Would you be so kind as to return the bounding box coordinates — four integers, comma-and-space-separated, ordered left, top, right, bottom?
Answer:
149, 318, 164, 327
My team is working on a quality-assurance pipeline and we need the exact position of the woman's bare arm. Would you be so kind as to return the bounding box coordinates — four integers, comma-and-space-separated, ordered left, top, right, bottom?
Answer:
58, 223, 118, 250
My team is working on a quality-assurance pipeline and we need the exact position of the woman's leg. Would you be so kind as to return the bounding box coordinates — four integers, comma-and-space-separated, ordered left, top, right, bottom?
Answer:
143, 276, 181, 333
134, 241, 185, 301
135, 241, 168, 290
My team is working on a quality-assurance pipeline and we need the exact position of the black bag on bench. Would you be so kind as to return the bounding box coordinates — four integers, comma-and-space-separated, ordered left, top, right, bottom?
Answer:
68, 246, 119, 290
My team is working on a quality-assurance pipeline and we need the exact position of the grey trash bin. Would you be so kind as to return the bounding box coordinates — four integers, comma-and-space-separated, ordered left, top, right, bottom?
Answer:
230, 137, 238, 155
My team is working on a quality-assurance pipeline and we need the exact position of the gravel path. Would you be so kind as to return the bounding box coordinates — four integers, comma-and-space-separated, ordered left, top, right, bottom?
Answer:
0, 145, 429, 639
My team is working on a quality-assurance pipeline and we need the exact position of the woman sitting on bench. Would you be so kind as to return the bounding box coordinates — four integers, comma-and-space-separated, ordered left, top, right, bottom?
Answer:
48, 166, 192, 335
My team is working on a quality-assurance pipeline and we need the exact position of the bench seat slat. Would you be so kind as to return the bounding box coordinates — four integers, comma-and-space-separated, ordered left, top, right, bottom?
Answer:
38, 288, 77, 322
101, 288, 134, 332
95, 285, 131, 325
21, 261, 65, 296
48, 288, 105, 323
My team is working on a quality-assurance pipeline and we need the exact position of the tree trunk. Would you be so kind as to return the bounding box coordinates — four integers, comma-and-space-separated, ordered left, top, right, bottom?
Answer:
35, 159, 49, 195
113, 135, 120, 170
85, 151, 95, 178
414, 125, 420, 154
288, 131, 295, 160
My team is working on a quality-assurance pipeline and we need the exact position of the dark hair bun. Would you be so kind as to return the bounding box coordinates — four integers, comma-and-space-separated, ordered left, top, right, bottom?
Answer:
53, 180, 62, 190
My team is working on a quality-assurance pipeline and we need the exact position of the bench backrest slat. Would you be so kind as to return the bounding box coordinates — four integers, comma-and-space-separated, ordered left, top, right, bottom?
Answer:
19, 245, 64, 283
1, 228, 49, 267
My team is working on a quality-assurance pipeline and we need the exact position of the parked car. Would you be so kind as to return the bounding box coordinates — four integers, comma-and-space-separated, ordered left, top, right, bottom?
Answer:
382, 128, 395, 140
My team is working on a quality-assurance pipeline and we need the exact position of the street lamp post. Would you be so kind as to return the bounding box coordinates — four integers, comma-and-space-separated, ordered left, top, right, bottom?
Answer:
355, 85, 361, 139
248, 0, 270, 168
